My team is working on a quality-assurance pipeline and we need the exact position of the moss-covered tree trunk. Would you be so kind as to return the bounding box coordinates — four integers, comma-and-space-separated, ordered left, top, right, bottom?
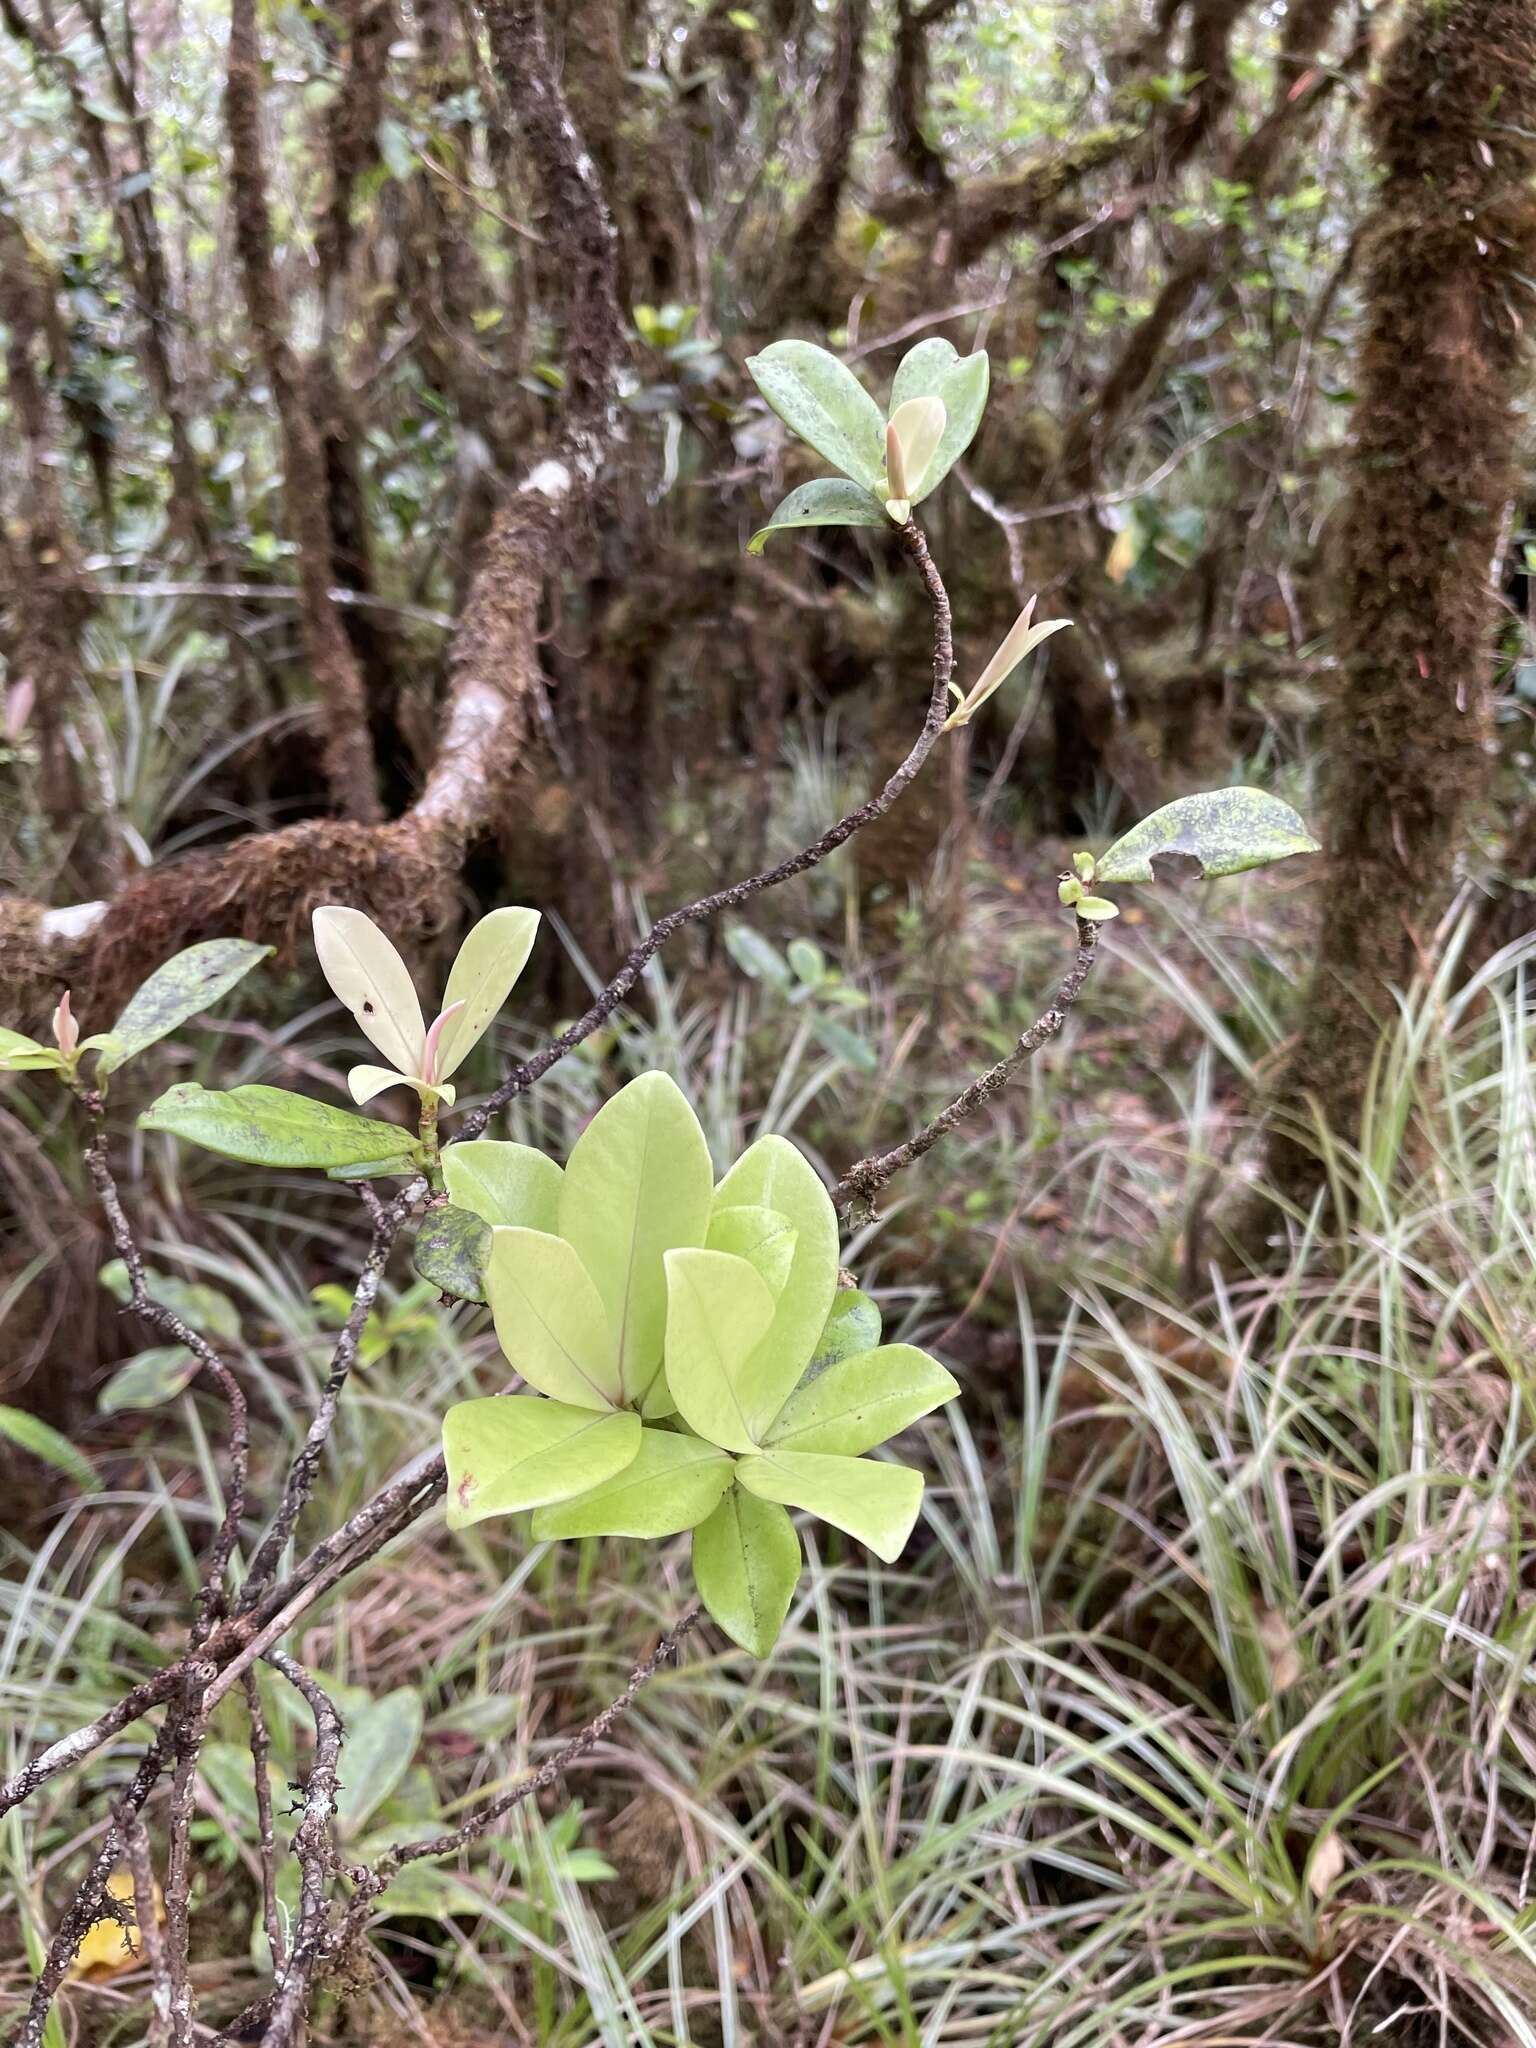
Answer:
1270, 0, 1536, 1203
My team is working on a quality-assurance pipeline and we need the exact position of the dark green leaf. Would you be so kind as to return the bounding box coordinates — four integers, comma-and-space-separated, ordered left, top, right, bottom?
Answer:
413, 1203, 491, 1302
140, 1083, 419, 1170
747, 477, 888, 554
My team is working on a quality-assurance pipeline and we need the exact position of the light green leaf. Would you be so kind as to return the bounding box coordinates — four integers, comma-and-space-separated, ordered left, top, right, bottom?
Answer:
747, 477, 888, 554
99, 1259, 242, 1341
786, 938, 825, 987
436, 907, 540, 1078
723, 924, 791, 986
530, 1426, 734, 1538
1075, 895, 1120, 921
943, 599, 1072, 731
888, 339, 990, 498
413, 1203, 492, 1302
312, 906, 426, 1075
662, 1248, 780, 1453
443, 1395, 641, 1527
884, 395, 946, 509
1094, 788, 1321, 885
485, 1227, 622, 1408
140, 1083, 419, 1170
347, 1062, 412, 1105
692, 1488, 800, 1658
804, 1289, 882, 1381
0, 1026, 61, 1073
706, 1205, 798, 1297
765, 1344, 958, 1455
334, 1687, 424, 1836
711, 1135, 839, 1421
443, 1140, 562, 1232
745, 340, 887, 490
98, 1346, 201, 1413
735, 1449, 923, 1562
96, 939, 273, 1076
557, 1073, 714, 1409
0, 1404, 96, 1489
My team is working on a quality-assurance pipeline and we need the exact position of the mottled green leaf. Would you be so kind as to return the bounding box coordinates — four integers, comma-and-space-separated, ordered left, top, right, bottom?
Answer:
98, 1259, 242, 1340
443, 1395, 641, 1528
96, 939, 272, 1075
706, 1205, 798, 1297
804, 1289, 882, 1381
745, 341, 887, 490
530, 1426, 734, 1538
662, 1247, 780, 1453
1094, 788, 1321, 885
735, 1449, 923, 1562
0, 1404, 95, 1488
765, 1343, 958, 1455
334, 1687, 424, 1835
443, 1140, 562, 1232
711, 1136, 839, 1420
888, 339, 990, 499
747, 476, 888, 554
436, 907, 540, 1077
140, 1083, 419, 1170
692, 1487, 800, 1657
413, 1203, 492, 1303
98, 1346, 201, 1413
558, 1074, 714, 1410
312, 906, 425, 1074
484, 1227, 622, 1408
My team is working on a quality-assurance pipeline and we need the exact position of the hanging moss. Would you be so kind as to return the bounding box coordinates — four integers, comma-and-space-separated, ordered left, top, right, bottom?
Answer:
1271, 0, 1536, 1198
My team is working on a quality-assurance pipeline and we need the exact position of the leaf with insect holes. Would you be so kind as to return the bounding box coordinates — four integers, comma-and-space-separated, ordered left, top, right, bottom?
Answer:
557, 1074, 714, 1410
888, 339, 990, 499
0, 1404, 96, 1488
711, 1136, 840, 1422
764, 1344, 958, 1456
98, 1346, 202, 1414
444, 1140, 562, 1232
413, 1203, 492, 1302
0, 1026, 62, 1073
435, 907, 540, 1078
312, 906, 425, 1075
442, 1394, 640, 1527
530, 1426, 734, 1538
735, 1448, 923, 1561
663, 1248, 781, 1453
94, 939, 273, 1076
140, 1083, 420, 1170
706, 1205, 798, 1297
692, 1488, 800, 1657
883, 395, 946, 519
485, 1227, 623, 1409
1094, 788, 1320, 885
748, 477, 889, 554
746, 340, 887, 491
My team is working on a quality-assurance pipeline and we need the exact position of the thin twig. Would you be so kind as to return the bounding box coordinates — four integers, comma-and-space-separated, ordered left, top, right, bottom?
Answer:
457, 521, 955, 1140
118, 1799, 172, 2048
832, 918, 1102, 1212
258, 1653, 344, 2048
243, 1670, 286, 1974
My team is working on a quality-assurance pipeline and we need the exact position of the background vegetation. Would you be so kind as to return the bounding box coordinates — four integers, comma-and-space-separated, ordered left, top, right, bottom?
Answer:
2, 0, 1535, 2042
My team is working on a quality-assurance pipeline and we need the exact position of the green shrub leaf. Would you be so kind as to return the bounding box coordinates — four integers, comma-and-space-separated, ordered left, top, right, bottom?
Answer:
436, 907, 540, 1078
530, 1426, 734, 1539
0, 1404, 96, 1488
663, 1247, 781, 1452
98, 1346, 202, 1413
140, 1083, 419, 1170
735, 1449, 923, 1561
334, 1687, 424, 1836
1094, 788, 1321, 885
557, 1073, 714, 1410
745, 340, 887, 490
0, 1026, 62, 1073
99, 1259, 242, 1340
443, 1140, 562, 1231
765, 1344, 958, 1456
692, 1487, 800, 1657
747, 477, 888, 554
443, 1395, 641, 1528
485, 1227, 624, 1408
413, 1203, 492, 1303
805, 1289, 882, 1380
312, 906, 425, 1075
711, 1135, 839, 1423
706, 1204, 798, 1297
888, 339, 990, 499
96, 938, 272, 1075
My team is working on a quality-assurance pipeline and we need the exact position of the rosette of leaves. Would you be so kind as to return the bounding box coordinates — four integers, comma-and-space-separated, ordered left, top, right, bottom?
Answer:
138, 906, 539, 1182
441, 1074, 959, 1656
744, 336, 990, 552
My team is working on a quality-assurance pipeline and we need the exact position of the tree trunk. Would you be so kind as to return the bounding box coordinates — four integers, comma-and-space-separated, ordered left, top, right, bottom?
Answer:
1269, 0, 1536, 1202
